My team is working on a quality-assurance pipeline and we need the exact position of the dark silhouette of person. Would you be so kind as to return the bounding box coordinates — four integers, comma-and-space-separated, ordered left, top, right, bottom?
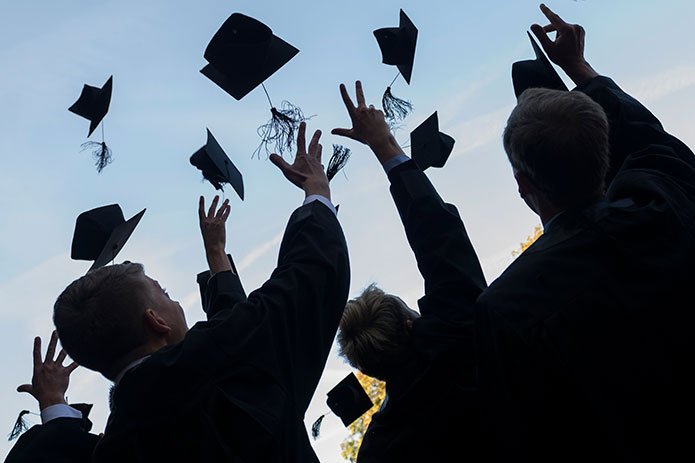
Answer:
333, 78, 487, 462
333, 4, 695, 461
53, 123, 351, 463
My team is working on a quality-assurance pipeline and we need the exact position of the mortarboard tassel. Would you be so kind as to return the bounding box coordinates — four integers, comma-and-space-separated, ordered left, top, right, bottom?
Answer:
311, 414, 326, 440
81, 141, 112, 173
382, 86, 413, 124
327, 145, 351, 182
255, 84, 309, 158
8, 410, 30, 441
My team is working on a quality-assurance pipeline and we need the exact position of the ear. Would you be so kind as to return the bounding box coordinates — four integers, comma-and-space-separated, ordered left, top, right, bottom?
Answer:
144, 309, 172, 335
513, 170, 533, 199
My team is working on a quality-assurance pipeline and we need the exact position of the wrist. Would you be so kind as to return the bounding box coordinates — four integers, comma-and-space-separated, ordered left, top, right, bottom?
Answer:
563, 60, 599, 87
39, 396, 67, 410
303, 182, 331, 201
369, 134, 405, 165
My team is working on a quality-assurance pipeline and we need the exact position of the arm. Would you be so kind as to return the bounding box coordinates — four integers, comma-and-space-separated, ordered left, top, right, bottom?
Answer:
332, 81, 487, 320
532, 4, 695, 188
196, 253, 246, 318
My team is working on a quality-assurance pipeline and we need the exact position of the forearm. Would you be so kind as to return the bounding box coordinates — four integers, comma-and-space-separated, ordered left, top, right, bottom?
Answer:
389, 162, 487, 316
370, 133, 406, 166
206, 247, 233, 275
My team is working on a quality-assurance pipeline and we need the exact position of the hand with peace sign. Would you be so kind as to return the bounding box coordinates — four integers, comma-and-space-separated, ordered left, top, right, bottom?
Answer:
531, 3, 599, 85
17, 331, 78, 410
332, 81, 405, 165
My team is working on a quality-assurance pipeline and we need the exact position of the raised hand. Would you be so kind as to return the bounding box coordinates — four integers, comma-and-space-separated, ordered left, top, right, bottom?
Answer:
270, 121, 330, 200
17, 331, 78, 410
531, 3, 598, 85
199, 195, 232, 274
332, 81, 404, 164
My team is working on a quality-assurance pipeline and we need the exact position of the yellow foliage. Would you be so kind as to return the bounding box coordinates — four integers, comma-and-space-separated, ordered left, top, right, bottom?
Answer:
512, 224, 543, 257
340, 371, 387, 462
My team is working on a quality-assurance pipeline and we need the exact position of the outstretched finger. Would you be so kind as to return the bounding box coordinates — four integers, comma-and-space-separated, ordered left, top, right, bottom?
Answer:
316, 144, 323, 163
198, 196, 206, 223
269, 153, 291, 174
297, 122, 307, 156
355, 81, 366, 108
308, 129, 322, 157
32, 336, 41, 371
66, 362, 79, 373
45, 331, 58, 363
207, 195, 220, 219
221, 204, 231, 222
540, 3, 567, 28
215, 199, 230, 220
531, 24, 554, 51
17, 384, 33, 395
542, 23, 556, 33
339, 84, 356, 116
331, 128, 354, 139
56, 349, 68, 366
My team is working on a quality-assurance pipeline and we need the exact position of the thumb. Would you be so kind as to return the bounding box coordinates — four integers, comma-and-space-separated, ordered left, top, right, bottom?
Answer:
331, 128, 354, 138
269, 153, 291, 173
531, 24, 554, 53
17, 384, 33, 395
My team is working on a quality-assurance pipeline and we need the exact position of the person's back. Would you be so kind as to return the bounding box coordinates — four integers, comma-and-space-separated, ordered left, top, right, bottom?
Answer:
53, 124, 351, 462
474, 6, 695, 461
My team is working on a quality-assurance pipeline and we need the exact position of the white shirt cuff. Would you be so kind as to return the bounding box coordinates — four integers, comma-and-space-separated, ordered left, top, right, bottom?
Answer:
40, 404, 83, 424
303, 195, 337, 216
382, 154, 411, 173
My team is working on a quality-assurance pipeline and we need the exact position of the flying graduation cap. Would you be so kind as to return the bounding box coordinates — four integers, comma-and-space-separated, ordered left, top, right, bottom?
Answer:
410, 112, 455, 170
71, 204, 146, 271
311, 373, 374, 439
374, 9, 418, 125
190, 129, 244, 200
201, 13, 307, 158
68, 76, 114, 173
511, 32, 568, 98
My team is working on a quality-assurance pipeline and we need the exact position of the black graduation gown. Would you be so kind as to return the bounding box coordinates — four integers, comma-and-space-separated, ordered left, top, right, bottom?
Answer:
471, 77, 695, 461
4, 413, 98, 463
93, 201, 350, 463
356, 160, 488, 463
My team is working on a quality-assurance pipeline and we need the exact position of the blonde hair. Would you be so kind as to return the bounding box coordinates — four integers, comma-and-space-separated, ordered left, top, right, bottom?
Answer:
337, 284, 414, 380
503, 88, 610, 207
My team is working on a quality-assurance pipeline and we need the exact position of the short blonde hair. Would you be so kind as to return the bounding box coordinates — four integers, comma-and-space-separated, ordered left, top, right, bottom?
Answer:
503, 88, 610, 207
337, 284, 414, 380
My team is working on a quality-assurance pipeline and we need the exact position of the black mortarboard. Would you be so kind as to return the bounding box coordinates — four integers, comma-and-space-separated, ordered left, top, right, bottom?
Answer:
326, 373, 374, 427
374, 10, 418, 85
511, 32, 568, 98
410, 112, 455, 170
71, 204, 146, 271
68, 76, 113, 137
201, 13, 305, 157
190, 129, 244, 200
201, 13, 299, 101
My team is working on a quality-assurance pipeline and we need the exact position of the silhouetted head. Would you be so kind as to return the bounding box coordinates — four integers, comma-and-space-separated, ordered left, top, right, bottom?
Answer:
503, 88, 610, 221
337, 284, 419, 382
53, 262, 188, 380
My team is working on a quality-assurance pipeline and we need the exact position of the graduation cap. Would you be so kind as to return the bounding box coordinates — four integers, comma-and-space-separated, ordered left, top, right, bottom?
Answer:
311, 373, 373, 439
200, 13, 307, 157
374, 9, 418, 124
68, 76, 114, 173
190, 129, 244, 200
410, 112, 455, 170
511, 32, 568, 99
71, 204, 146, 271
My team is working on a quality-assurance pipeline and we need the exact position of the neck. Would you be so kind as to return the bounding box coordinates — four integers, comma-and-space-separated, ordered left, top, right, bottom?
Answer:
105, 341, 165, 381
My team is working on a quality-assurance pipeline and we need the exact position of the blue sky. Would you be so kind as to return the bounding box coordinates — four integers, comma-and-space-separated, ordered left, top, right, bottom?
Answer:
1, 0, 694, 459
